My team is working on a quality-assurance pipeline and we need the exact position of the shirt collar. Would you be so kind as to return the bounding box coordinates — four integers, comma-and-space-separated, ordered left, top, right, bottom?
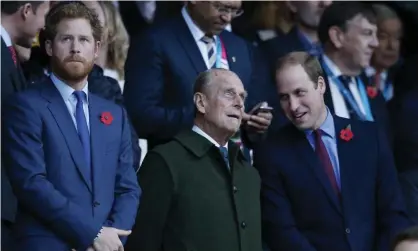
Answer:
322, 54, 343, 77
50, 73, 89, 103
181, 6, 213, 42
304, 107, 335, 139
192, 125, 228, 149
1, 24, 13, 47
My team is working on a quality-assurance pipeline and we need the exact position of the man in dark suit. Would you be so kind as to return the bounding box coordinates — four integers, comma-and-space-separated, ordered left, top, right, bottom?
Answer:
123, 1, 272, 153
1, 2, 50, 250
1, 3, 140, 250
254, 51, 411, 251
127, 69, 262, 251
316, 2, 391, 140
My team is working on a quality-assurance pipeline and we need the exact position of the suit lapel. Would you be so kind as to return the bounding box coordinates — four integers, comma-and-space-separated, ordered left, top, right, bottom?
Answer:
175, 15, 207, 74
291, 128, 342, 215
334, 118, 363, 205
220, 32, 239, 74
41, 79, 93, 192
88, 95, 107, 195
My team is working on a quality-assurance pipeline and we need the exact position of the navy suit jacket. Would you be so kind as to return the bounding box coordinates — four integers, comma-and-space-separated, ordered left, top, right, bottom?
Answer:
123, 14, 270, 149
392, 89, 418, 173
254, 116, 411, 251
1, 79, 141, 251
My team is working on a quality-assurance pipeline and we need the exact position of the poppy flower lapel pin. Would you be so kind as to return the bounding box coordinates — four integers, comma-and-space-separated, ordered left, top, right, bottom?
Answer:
340, 124, 353, 142
100, 111, 113, 125
367, 86, 378, 99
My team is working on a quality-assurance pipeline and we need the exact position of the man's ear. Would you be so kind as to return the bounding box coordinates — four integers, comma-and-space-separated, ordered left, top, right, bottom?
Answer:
193, 92, 207, 114
45, 39, 53, 57
94, 40, 101, 59
20, 3, 34, 21
317, 76, 326, 94
328, 26, 345, 49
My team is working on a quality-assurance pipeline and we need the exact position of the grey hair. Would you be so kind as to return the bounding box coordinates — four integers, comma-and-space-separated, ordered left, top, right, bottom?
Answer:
193, 68, 232, 95
372, 4, 399, 23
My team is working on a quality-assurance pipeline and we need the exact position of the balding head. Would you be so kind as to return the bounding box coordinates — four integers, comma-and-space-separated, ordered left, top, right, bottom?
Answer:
193, 69, 247, 144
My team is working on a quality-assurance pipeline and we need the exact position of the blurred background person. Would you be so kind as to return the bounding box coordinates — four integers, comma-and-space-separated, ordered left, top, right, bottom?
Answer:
366, 4, 403, 103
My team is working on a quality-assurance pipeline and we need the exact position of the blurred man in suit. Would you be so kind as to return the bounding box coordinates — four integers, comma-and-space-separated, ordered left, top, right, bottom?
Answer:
123, 1, 273, 156
366, 4, 403, 103
127, 69, 262, 251
2, 2, 140, 250
0, 2, 50, 250
254, 51, 411, 251
317, 2, 392, 140
262, 0, 332, 67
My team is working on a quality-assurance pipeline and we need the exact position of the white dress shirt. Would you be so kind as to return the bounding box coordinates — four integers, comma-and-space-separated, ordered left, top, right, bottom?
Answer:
192, 125, 228, 149
1, 24, 12, 46
181, 6, 229, 70
323, 55, 367, 119
51, 73, 90, 132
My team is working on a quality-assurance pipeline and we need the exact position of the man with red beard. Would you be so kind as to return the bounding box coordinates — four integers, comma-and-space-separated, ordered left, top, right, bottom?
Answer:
1, 2, 140, 251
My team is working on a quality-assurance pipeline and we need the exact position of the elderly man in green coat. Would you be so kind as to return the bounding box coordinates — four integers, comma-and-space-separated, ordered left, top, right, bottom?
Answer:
127, 68, 263, 251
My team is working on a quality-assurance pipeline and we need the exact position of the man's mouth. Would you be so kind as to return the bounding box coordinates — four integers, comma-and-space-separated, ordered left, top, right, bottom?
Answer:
293, 112, 307, 120
227, 114, 240, 120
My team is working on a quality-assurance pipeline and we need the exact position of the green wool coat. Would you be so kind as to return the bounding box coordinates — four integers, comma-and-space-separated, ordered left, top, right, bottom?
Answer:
133, 130, 262, 251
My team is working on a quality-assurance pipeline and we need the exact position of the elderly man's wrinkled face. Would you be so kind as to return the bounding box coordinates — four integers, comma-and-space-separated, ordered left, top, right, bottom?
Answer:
195, 71, 247, 135
372, 17, 402, 69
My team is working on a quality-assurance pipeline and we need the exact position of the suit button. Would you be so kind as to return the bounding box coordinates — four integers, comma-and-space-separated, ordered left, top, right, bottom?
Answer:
241, 221, 246, 229
233, 186, 238, 193
93, 201, 100, 207
345, 228, 351, 234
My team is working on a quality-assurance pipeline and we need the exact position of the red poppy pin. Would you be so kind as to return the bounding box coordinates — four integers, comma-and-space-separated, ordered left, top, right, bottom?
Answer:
340, 124, 353, 142
100, 111, 113, 125
366, 86, 378, 99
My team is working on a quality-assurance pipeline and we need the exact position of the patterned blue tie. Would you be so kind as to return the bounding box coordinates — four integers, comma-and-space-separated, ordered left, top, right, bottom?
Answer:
73, 91, 91, 176
219, 146, 230, 170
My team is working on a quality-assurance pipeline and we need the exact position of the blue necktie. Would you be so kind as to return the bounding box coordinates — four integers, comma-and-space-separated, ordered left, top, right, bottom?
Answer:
219, 146, 230, 170
73, 91, 91, 175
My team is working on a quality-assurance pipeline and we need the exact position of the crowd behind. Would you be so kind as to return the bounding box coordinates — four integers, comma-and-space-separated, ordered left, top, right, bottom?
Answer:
2, 1, 418, 251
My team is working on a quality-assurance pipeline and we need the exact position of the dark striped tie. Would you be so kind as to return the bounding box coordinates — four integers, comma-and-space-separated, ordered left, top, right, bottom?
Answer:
219, 146, 230, 170
201, 36, 216, 68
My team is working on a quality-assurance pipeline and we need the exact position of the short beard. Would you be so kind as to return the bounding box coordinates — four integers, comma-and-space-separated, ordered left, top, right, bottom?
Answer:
50, 55, 94, 85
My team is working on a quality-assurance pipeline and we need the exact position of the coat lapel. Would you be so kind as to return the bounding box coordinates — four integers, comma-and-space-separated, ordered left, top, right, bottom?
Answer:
175, 15, 207, 74
291, 128, 342, 215
334, 118, 363, 207
88, 95, 107, 195
41, 79, 93, 193
220, 32, 238, 73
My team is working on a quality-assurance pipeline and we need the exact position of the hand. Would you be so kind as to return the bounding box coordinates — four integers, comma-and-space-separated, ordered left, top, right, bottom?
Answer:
242, 102, 273, 133
93, 227, 131, 251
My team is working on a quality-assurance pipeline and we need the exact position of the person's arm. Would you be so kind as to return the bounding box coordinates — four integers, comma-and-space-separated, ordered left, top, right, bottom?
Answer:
255, 144, 318, 251
102, 108, 141, 244
123, 31, 194, 141
125, 151, 174, 251
375, 124, 413, 251
1, 95, 101, 249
